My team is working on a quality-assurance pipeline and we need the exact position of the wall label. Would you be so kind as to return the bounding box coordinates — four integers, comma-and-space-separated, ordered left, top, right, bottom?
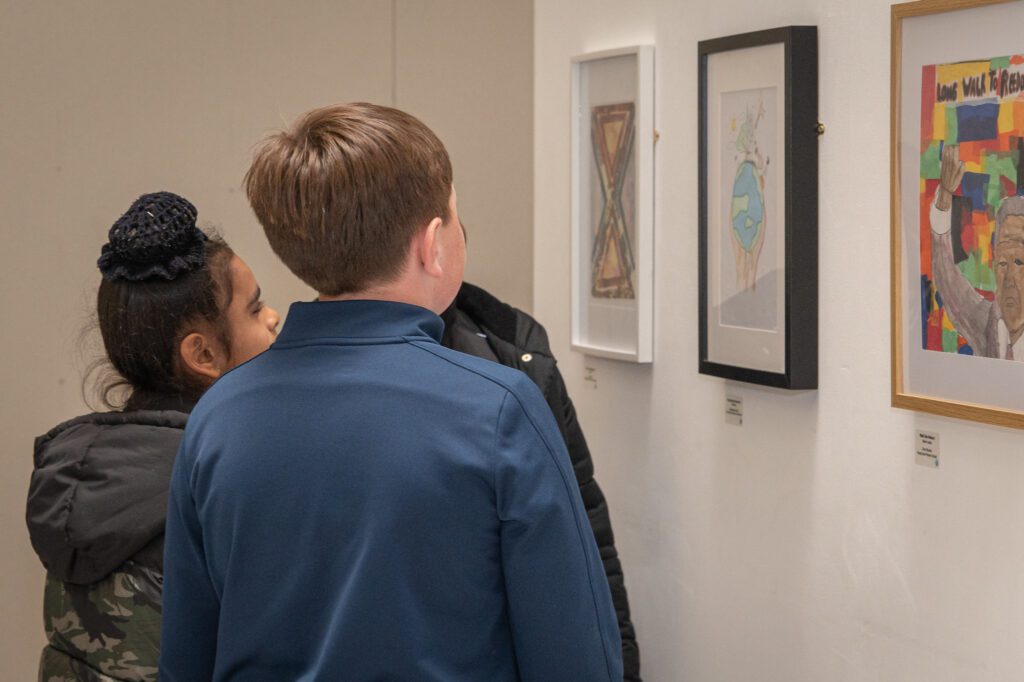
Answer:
915, 430, 940, 468
725, 395, 743, 426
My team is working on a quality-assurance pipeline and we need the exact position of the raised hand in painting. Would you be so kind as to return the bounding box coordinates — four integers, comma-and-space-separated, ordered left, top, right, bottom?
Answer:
928, 141, 997, 358
935, 144, 965, 212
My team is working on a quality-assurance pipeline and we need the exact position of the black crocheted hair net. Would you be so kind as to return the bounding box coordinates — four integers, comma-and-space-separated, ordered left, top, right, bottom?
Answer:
97, 191, 208, 282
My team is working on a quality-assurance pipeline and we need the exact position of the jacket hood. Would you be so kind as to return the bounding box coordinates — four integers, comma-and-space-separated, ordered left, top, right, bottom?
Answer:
26, 409, 188, 585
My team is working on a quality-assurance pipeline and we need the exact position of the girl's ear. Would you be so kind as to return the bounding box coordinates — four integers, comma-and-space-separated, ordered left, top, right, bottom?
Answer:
179, 331, 227, 382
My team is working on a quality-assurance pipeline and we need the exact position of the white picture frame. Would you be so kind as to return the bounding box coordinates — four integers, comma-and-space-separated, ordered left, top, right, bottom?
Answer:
570, 45, 655, 363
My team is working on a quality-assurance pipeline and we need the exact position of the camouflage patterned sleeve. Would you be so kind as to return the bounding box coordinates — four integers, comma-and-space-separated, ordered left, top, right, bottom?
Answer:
39, 563, 162, 682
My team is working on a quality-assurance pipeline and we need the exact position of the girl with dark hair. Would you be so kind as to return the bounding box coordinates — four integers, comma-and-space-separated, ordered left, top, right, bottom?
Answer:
25, 192, 279, 681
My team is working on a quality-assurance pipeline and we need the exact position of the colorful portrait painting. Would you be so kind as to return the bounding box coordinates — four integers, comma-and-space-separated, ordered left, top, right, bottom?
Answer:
920, 55, 1024, 361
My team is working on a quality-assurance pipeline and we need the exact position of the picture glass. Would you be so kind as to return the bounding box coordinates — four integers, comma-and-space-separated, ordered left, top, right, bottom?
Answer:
576, 52, 639, 355
919, 55, 1024, 359
718, 86, 778, 332
898, 2, 1024, 411
706, 43, 787, 373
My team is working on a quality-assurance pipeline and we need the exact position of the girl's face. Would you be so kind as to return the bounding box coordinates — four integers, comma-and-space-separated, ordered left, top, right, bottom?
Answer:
222, 255, 280, 366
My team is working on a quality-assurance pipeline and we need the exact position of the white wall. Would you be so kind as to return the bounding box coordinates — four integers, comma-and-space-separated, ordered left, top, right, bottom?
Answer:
535, 1, 1024, 680
0, 1, 531, 678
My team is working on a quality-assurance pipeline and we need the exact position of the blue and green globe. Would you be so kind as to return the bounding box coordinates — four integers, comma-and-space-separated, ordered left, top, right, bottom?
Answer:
730, 161, 764, 251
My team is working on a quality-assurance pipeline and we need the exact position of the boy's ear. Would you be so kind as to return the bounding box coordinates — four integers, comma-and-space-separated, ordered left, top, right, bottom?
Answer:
416, 216, 445, 277
179, 331, 225, 382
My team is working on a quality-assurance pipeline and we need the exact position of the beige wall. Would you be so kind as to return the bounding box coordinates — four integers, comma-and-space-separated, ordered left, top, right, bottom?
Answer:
395, 1, 534, 303
0, 1, 531, 677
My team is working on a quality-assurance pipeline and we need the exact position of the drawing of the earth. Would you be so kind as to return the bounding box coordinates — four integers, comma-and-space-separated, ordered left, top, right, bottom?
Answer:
730, 160, 764, 251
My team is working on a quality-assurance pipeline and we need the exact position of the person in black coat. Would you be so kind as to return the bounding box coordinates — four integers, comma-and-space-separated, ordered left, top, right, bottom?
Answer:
442, 281, 641, 681
26, 192, 281, 680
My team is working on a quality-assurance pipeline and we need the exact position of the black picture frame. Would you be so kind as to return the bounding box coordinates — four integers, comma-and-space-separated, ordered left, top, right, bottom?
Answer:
698, 25, 819, 390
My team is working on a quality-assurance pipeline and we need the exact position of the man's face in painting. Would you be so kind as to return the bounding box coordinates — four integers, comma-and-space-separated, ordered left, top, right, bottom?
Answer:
995, 213, 1024, 336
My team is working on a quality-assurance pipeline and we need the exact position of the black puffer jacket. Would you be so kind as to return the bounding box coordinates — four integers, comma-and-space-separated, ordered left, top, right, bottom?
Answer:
442, 282, 641, 681
26, 394, 190, 681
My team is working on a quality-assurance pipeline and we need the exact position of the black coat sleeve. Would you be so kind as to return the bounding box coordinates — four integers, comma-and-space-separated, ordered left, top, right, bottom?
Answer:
545, 366, 641, 681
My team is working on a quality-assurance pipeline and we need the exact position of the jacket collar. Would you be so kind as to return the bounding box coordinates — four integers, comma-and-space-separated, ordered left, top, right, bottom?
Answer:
444, 282, 519, 345
441, 282, 557, 397
275, 299, 444, 346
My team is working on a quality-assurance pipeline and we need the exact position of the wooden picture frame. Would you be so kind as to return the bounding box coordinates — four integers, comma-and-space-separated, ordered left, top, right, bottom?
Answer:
570, 46, 655, 363
891, 0, 1024, 428
698, 26, 819, 389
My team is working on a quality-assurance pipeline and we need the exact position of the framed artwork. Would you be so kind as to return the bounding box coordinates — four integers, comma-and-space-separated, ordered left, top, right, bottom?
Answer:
891, 0, 1024, 428
698, 27, 819, 389
571, 46, 655, 363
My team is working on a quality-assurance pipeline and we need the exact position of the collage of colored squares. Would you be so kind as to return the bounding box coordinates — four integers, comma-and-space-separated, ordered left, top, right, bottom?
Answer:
920, 55, 1024, 355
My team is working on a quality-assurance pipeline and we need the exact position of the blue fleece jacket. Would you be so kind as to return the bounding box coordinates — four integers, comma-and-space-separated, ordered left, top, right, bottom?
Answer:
160, 300, 622, 681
